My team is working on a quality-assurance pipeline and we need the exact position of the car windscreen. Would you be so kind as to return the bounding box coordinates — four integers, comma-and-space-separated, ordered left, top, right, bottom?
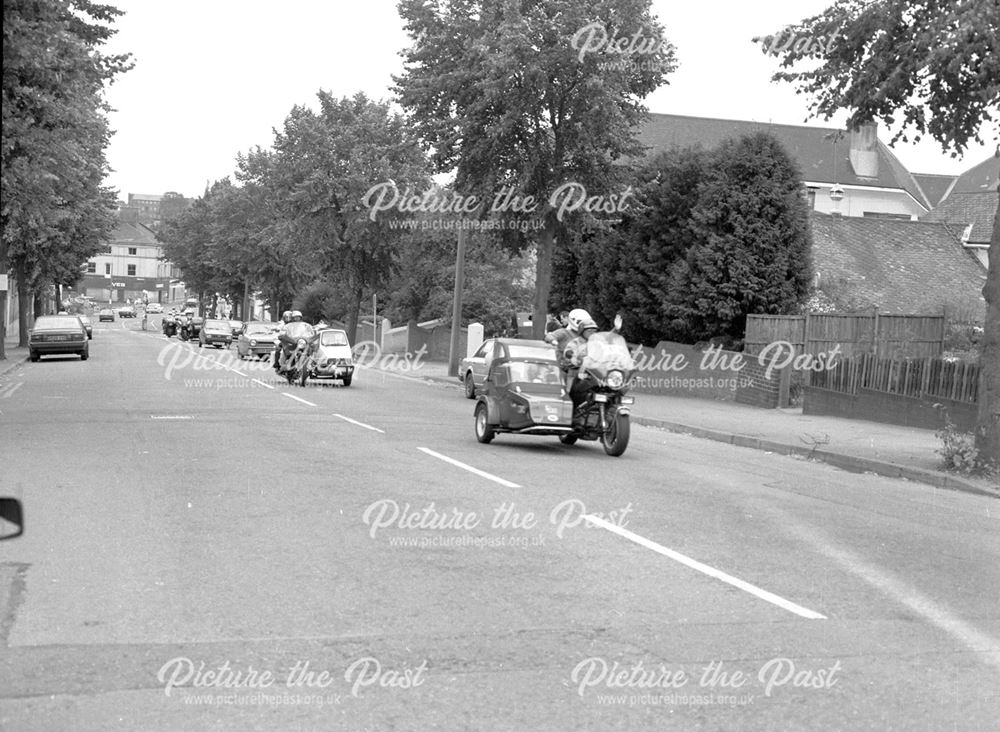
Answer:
204, 320, 230, 331
508, 362, 563, 384
319, 330, 349, 346
245, 324, 276, 335
33, 317, 83, 331
505, 344, 556, 360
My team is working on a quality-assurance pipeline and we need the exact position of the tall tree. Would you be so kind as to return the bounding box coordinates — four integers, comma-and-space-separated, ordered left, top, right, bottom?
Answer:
755, 0, 1000, 466
395, 0, 676, 338
1, 0, 131, 354
667, 133, 813, 342
259, 92, 429, 342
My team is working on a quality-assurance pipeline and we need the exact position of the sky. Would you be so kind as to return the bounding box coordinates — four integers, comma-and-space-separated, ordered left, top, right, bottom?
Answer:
101, 0, 998, 201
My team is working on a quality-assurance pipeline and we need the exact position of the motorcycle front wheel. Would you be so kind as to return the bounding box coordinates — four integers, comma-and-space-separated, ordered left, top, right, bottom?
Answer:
601, 409, 630, 457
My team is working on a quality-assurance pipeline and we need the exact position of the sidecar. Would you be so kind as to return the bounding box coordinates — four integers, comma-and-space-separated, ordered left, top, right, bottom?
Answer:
473, 340, 574, 443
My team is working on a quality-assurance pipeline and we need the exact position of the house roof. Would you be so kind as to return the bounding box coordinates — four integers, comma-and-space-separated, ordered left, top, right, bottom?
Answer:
911, 173, 957, 208
112, 222, 159, 245
809, 213, 986, 314
638, 113, 931, 209
922, 155, 999, 245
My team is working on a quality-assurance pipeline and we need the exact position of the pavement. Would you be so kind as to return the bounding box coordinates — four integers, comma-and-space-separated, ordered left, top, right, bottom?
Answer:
373, 358, 1000, 498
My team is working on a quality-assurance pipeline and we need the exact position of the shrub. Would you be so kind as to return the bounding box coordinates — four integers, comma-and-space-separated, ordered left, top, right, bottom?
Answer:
935, 419, 996, 477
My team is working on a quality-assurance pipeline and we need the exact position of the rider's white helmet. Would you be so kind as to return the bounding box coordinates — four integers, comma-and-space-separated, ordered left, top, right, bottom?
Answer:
566, 308, 592, 334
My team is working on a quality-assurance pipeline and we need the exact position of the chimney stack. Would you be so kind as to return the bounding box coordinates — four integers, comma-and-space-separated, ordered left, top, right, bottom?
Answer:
849, 123, 878, 178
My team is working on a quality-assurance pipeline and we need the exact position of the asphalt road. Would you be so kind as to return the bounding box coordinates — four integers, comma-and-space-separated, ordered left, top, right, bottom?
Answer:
1, 317, 998, 730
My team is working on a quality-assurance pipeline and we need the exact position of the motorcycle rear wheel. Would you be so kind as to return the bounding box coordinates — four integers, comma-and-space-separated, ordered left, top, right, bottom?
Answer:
601, 410, 630, 457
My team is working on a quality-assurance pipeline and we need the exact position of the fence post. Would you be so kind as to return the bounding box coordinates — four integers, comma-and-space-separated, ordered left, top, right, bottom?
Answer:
873, 308, 880, 358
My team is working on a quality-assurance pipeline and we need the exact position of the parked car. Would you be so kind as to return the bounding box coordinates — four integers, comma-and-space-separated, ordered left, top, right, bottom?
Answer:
29, 315, 89, 361
236, 322, 280, 359
459, 338, 557, 399
198, 318, 233, 348
76, 314, 93, 339
118, 305, 136, 318
146, 303, 164, 314
97, 309, 115, 322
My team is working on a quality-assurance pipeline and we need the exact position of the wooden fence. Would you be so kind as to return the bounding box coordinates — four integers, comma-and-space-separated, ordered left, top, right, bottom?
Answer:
810, 354, 979, 404
745, 312, 945, 360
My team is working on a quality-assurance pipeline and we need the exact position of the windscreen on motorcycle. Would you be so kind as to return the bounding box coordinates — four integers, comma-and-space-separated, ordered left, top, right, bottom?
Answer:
580, 332, 635, 380
284, 322, 316, 339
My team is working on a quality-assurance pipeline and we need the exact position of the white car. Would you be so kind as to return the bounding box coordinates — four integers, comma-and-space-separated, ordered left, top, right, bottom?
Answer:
146, 303, 163, 314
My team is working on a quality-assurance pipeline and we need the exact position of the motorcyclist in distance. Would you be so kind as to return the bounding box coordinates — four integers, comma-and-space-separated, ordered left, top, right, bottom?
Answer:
274, 310, 306, 372
273, 310, 294, 371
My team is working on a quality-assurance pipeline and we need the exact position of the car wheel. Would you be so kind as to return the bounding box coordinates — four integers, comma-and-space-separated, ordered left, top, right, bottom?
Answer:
29, 351, 39, 362
474, 402, 495, 444
464, 372, 476, 399
80, 347, 89, 361
342, 375, 353, 387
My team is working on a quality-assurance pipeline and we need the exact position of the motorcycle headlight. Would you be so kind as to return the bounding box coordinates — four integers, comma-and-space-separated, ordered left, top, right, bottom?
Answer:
297, 338, 306, 348
606, 370, 625, 389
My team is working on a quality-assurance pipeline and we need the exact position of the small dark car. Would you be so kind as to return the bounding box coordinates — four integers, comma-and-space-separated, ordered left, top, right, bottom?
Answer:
98, 309, 115, 322
198, 318, 233, 348
29, 315, 90, 361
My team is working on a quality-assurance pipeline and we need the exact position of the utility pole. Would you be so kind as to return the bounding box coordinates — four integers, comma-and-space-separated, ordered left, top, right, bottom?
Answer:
448, 225, 467, 377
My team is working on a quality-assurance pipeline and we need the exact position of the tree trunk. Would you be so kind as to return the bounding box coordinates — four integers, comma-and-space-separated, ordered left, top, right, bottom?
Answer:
0, 240, 8, 361
975, 180, 1000, 468
531, 216, 557, 339
345, 283, 363, 346
16, 258, 30, 347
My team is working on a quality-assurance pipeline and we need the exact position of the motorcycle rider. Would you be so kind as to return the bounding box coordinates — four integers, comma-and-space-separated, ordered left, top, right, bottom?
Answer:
545, 308, 592, 363
563, 318, 601, 423
274, 310, 306, 372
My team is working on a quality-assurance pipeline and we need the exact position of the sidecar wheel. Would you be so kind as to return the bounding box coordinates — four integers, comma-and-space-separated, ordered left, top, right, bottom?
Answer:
474, 402, 495, 444
558, 434, 578, 446
601, 411, 630, 457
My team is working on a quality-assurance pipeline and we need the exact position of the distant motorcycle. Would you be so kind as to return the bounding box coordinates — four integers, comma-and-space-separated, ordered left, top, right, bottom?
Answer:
274, 322, 318, 386
162, 315, 178, 338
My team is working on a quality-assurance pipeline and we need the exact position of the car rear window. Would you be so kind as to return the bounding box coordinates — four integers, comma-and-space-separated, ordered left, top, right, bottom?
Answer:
320, 330, 349, 346
33, 317, 83, 330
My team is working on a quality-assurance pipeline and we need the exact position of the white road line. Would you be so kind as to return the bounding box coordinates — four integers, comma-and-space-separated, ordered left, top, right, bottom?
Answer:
582, 514, 827, 620
252, 378, 275, 390
333, 413, 385, 433
1, 382, 24, 399
417, 447, 522, 488
282, 392, 316, 407
783, 521, 1000, 668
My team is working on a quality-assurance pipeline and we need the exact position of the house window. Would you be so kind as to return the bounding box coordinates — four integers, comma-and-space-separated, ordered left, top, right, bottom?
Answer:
806, 188, 817, 209
127, 264, 137, 276
128, 247, 137, 255
87, 262, 96, 274
105, 263, 111, 275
